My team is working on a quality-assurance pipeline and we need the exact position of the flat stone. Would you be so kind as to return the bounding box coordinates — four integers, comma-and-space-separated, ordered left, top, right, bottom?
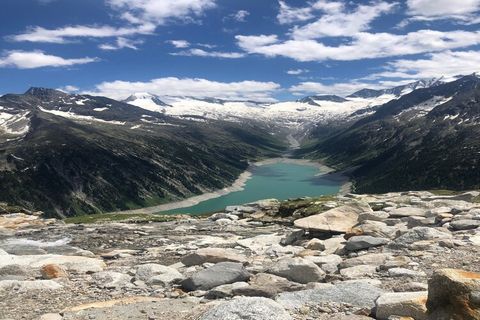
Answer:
294, 204, 370, 233
237, 234, 283, 254
345, 236, 389, 251
389, 207, 428, 218
181, 248, 246, 266
0, 279, 63, 291
205, 282, 250, 299
388, 268, 426, 278
339, 253, 390, 269
232, 273, 304, 298
389, 227, 452, 248
135, 264, 183, 286
266, 257, 325, 284
201, 297, 292, 320
93, 271, 132, 289
0, 254, 105, 273
276, 281, 384, 310
375, 291, 428, 320
340, 265, 377, 279
181, 262, 250, 291
450, 219, 480, 231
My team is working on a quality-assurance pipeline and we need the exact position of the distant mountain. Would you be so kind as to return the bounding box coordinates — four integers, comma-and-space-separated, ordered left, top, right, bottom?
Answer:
124, 92, 171, 112
348, 78, 444, 99
297, 95, 347, 106
302, 75, 480, 193
0, 88, 285, 216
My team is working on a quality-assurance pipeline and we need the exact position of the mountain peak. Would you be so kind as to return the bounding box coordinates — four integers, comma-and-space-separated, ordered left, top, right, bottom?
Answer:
24, 87, 67, 99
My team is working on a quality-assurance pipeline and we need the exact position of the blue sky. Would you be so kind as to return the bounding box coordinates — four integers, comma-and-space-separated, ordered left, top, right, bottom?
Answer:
0, 0, 479, 101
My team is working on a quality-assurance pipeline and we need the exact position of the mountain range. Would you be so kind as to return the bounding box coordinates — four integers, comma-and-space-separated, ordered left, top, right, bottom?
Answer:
1, 75, 479, 216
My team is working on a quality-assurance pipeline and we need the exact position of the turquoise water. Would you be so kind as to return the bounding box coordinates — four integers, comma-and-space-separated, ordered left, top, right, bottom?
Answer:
163, 162, 344, 215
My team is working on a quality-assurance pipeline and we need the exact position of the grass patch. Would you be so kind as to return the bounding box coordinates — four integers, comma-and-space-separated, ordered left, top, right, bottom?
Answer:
64, 213, 179, 224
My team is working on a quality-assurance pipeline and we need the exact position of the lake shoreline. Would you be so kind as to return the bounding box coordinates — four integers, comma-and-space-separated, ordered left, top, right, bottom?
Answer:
109, 157, 350, 215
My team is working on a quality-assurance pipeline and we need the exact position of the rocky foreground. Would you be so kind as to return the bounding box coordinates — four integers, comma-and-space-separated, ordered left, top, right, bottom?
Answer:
1, 191, 480, 320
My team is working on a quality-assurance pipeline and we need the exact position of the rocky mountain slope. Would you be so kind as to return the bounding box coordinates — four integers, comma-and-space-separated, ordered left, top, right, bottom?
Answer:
0, 88, 285, 217
1, 190, 480, 319
303, 74, 480, 193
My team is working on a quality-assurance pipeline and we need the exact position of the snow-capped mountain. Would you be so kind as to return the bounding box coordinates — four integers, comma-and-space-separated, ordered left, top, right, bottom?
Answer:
122, 78, 444, 128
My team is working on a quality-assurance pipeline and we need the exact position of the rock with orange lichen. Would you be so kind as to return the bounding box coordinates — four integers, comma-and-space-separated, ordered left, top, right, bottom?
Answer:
40, 264, 68, 279
427, 268, 480, 320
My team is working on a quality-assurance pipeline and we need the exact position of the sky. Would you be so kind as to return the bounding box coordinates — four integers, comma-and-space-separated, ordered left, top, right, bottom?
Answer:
0, 0, 479, 101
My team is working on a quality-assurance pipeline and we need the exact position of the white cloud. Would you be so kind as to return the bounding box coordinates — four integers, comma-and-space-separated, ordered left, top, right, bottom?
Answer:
236, 30, 480, 62
58, 85, 80, 93
290, 81, 378, 96
0, 50, 98, 69
11, 24, 155, 43
232, 10, 250, 22
286, 69, 309, 75
171, 48, 245, 58
99, 37, 143, 50
87, 77, 280, 101
107, 0, 216, 25
167, 40, 191, 48
277, 1, 315, 24
407, 0, 480, 20
369, 50, 480, 81
291, 1, 395, 39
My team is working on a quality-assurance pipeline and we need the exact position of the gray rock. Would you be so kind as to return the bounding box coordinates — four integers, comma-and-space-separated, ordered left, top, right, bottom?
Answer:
389, 207, 428, 218
135, 264, 183, 285
205, 282, 250, 299
388, 268, 426, 278
389, 227, 452, 248
181, 248, 246, 266
375, 291, 428, 320
201, 297, 292, 320
358, 211, 389, 222
276, 281, 384, 310
280, 229, 304, 246
345, 236, 389, 251
92, 271, 132, 289
0, 279, 63, 291
232, 273, 304, 298
450, 219, 480, 230
304, 238, 325, 251
340, 265, 377, 279
339, 253, 390, 269
266, 257, 325, 284
181, 262, 250, 291
304, 254, 343, 274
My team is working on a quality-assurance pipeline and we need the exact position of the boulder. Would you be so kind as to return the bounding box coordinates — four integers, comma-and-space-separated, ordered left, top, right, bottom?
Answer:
40, 264, 68, 279
205, 282, 250, 299
232, 273, 304, 298
389, 207, 428, 218
0, 254, 105, 273
375, 291, 428, 320
93, 271, 132, 289
237, 234, 283, 254
427, 268, 480, 320
294, 204, 370, 233
349, 221, 400, 239
181, 248, 246, 266
181, 262, 250, 291
345, 236, 389, 251
135, 264, 183, 286
266, 257, 325, 284
389, 227, 452, 248
200, 297, 292, 320
280, 229, 305, 246
450, 219, 480, 231
0, 279, 63, 291
304, 238, 325, 251
276, 281, 384, 310
358, 211, 390, 222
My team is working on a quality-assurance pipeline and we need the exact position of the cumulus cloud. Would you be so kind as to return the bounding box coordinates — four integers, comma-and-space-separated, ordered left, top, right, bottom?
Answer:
107, 0, 216, 25
236, 30, 480, 62
277, 1, 315, 24
58, 85, 80, 93
406, 0, 480, 21
10, 24, 155, 43
171, 48, 245, 58
291, 1, 395, 39
0, 50, 98, 69
87, 77, 281, 101
367, 50, 480, 81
